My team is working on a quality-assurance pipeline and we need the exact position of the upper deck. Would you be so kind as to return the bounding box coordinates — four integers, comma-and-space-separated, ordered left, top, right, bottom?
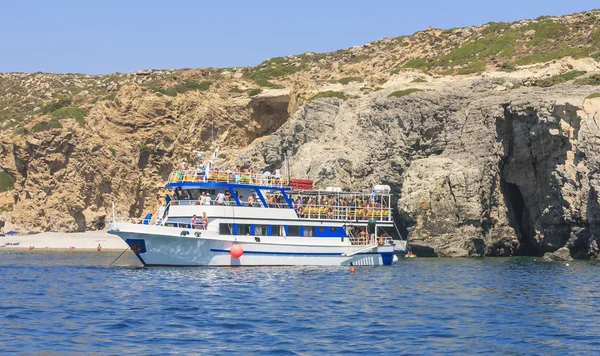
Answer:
165, 170, 393, 223
167, 170, 292, 189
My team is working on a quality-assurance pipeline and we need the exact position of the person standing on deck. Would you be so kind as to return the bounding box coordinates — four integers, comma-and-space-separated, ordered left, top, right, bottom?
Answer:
274, 168, 281, 183
216, 190, 225, 205
165, 194, 172, 212
191, 214, 197, 228
202, 212, 208, 230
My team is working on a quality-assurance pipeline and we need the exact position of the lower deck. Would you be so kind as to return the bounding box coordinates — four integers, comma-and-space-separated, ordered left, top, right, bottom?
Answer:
108, 221, 396, 266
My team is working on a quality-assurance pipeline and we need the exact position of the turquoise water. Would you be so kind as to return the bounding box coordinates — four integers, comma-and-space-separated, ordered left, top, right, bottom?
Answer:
1, 252, 600, 354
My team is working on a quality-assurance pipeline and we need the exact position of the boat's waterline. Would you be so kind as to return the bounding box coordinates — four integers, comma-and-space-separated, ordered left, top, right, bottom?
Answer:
108, 222, 394, 267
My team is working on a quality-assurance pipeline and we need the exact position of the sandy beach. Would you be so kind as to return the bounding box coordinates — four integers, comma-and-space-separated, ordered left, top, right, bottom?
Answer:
0, 230, 128, 251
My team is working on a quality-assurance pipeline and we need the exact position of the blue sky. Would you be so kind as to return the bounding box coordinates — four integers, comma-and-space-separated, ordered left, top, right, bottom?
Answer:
1, 0, 597, 74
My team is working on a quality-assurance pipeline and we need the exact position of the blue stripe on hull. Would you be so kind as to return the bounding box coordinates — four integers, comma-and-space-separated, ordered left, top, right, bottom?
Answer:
210, 248, 389, 260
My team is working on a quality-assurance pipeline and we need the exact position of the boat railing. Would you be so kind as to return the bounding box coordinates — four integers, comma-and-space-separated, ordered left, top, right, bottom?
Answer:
168, 200, 392, 221
295, 203, 392, 222
168, 170, 289, 188
108, 216, 206, 231
169, 200, 275, 208
167, 200, 392, 221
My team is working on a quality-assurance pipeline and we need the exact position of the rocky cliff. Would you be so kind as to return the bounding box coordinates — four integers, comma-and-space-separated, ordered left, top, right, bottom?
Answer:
1, 9, 600, 258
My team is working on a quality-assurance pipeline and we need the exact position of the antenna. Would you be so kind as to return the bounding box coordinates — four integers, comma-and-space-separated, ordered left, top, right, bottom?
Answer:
286, 150, 292, 183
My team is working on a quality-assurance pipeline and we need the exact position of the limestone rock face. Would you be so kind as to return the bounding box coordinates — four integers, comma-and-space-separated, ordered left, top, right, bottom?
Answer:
0, 86, 292, 233
232, 82, 600, 258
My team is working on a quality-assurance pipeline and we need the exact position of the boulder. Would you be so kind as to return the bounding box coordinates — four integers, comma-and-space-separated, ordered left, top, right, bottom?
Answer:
541, 247, 573, 261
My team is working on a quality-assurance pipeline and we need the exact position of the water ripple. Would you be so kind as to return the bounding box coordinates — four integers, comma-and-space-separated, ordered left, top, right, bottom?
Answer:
1, 252, 600, 354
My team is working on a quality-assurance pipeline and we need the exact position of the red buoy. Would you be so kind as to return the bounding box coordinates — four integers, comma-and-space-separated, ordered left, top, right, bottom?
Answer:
230, 244, 243, 258
350, 267, 355, 274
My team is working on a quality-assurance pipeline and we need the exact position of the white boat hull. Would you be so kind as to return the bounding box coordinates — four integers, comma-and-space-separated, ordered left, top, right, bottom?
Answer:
107, 222, 394, 267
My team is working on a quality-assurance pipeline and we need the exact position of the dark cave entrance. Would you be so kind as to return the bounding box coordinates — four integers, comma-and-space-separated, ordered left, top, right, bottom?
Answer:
500, 179, 536, 255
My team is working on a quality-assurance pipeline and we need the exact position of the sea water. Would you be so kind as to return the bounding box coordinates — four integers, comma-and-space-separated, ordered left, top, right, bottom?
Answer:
1, 251, 599, 355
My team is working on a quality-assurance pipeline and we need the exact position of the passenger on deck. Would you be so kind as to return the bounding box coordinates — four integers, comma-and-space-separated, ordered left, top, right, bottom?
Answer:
204, 193, 212, 205
327, 201, 334, 219
239, 195, 244, 205
358, 229, 367, 244
247, 194, 255, 206
202, 212, 208, 230
165, 194, 172, 212
191, 214, 197, 228
296, 203, 304, 218
274, 168, 281, 183
235, 166, 241, 183
199, 192, 206, 203
216, 190, 226, 205
378, 231, 389, 245
268, 195, 276, 207
361, 207, 368, 221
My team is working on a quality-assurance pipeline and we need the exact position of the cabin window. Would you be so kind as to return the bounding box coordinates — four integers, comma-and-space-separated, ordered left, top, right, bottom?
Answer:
272, 225, 284, 236
237, 224, 250, 235
219, 223, 232, 235
254, 225, 268, 236
287, 225, 300, 236
303, 226, 315, 237
318, 226, 325, 233
330, 227, 337, 232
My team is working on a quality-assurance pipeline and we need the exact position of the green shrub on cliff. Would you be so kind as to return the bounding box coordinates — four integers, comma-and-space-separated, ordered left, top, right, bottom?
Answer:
403, 58, 430, 69
254, 79, 285, 89
101, 93, 117, 101
243, 57, 299, 86
388, 88, 423, 98
574, 74, 600, 85
0, 171, 14, 192
248, 88, 262, 97
309, 91, 347, 101
338, 77, 363, 85
51, 107, 88, 126
515, 47, 593, 65
593, 29, 600, 46
534, 70, 586, 87
499, 61, 517, 72
31, 118, 63, 132
157, 80, 212, 96
456, 61, 486, 75
586, 93, 600, 99
525, 19, 566, 46
40, 97, 72, 114
437, 33, 516, 67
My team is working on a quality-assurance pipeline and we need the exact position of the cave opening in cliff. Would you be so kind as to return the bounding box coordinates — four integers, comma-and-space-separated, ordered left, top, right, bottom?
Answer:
501, 180, 535, 255
248, 95, 290, 142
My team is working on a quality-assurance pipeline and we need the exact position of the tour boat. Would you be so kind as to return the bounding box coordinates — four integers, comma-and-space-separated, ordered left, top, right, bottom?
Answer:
107, 155, 406, 266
